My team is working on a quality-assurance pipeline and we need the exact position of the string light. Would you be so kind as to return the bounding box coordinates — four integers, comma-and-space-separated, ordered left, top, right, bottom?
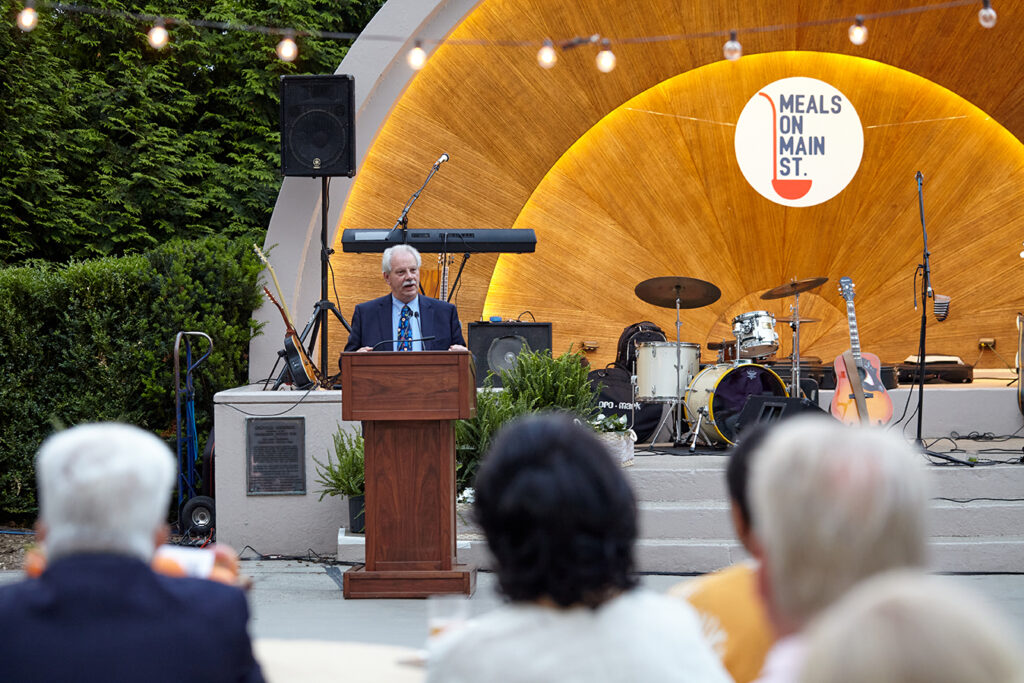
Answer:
848, 15, 868, 45
8, 1, 1001, 68
723, 31, 742, 61
978, 0, 997, 28
407, 40, 427, 70
276, 32, 298, 61
537, 39, 557, 69
147, 19, 168, 49
17, 1, 38, 32
595, 38, 615, 73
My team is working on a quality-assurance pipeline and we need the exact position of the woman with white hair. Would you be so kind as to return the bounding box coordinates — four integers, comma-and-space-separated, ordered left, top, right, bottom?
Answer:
748, 415, 930, 683
800, 570, 1024, 683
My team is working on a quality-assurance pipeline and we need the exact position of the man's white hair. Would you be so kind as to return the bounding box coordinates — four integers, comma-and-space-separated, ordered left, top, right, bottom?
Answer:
37, 423, 175, 563
381, 244, 421, 274
750, 416, 928, 628
801, 570, 1024, 683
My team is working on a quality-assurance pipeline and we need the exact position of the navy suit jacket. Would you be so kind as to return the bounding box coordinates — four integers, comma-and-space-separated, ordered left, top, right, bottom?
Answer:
0, 554, 264, 683
345, 294, 466, 352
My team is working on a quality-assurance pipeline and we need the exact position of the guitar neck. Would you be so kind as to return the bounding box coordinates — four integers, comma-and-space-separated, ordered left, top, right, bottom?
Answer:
845, 298, 863, 367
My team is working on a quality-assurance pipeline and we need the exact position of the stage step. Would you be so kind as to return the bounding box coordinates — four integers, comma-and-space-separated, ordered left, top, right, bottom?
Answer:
338, 449, 1024, 574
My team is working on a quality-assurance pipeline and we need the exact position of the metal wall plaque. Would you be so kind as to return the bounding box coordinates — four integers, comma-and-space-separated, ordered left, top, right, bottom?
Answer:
246, 417, 306, 495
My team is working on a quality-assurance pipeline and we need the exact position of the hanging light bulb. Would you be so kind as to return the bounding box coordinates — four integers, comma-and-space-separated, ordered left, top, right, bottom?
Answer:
723, 31, 742, 61
17, 1, 37, 32
276, 33, 298, 62
978, 0, 997, 28
848, 16, 868, 45
537, 39, 557, 69
407, 40, 427, 70
147, 19, 169, 49
595, 38, 616, 73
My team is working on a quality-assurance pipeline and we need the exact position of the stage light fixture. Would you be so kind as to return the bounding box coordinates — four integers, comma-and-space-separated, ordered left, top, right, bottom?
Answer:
595, 39, 616, 73
17, 1, 37, 32
147, 19, 169, 49
848, 16, 868, 45
537, 39, 557, 69
276, 33, 298, 62
979, 0, 997, 28
723, 31, 742, 61
407, 41, 427, 70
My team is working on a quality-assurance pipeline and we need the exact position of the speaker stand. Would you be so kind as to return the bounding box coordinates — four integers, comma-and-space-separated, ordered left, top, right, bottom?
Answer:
266, 177, 352, 390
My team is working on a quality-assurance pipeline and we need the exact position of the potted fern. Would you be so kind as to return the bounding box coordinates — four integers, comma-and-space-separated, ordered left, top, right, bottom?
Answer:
313, 426, 366, 534
455, 348, 599, 490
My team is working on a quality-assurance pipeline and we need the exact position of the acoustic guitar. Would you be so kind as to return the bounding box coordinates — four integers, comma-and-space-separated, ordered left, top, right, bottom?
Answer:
830, 277, 893, 425
253, 245, 321, 389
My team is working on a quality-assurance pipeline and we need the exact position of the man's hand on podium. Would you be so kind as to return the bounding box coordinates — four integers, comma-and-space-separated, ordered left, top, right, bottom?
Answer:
449, 344, 468, 352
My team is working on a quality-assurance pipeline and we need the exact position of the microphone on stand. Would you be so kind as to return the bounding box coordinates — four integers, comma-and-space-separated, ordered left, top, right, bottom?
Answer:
434, 153, 450, 167
371, 335, 436, 351
933, 294, 950, 322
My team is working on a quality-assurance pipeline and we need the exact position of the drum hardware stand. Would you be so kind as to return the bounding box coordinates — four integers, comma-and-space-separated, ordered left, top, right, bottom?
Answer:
688, 407, 709, 453
790, 291, 803, 398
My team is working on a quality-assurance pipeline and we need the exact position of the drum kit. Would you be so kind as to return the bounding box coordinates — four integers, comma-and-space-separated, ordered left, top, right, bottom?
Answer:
632, 275, 828, 449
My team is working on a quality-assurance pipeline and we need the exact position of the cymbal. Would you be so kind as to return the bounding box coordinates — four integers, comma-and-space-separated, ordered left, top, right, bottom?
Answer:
777, 315, 821, 324
760, 277, 828, 300
635, 277, 721, 309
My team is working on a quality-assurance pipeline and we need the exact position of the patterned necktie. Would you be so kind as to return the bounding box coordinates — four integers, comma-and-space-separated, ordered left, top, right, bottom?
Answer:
398, 305, 413, 351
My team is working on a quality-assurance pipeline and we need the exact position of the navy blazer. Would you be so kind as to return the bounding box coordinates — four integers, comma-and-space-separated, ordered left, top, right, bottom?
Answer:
345, 294, 466, 352
0, 554, 264, 683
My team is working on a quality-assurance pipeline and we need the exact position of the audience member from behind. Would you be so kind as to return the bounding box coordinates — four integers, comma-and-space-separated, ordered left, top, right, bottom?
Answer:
0, 423, 264, 683
669, 422, 776, 683
749, 416, 929, 683
800, 569, 1024, 683
426, 413, 731, 683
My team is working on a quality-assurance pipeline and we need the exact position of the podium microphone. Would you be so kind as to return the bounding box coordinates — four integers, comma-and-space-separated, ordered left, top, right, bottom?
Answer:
434, 153, 449, 167
371, 336, 436, 351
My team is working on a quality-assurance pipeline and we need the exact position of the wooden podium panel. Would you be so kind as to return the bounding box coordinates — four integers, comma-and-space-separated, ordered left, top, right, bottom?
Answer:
339, 351, 476, 598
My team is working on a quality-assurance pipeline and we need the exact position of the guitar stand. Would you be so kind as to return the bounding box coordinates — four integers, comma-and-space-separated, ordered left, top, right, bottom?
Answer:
267, 300, 352, 390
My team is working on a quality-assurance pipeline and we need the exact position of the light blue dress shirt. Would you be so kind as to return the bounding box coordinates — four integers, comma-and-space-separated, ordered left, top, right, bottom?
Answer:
391, 295, 423, 351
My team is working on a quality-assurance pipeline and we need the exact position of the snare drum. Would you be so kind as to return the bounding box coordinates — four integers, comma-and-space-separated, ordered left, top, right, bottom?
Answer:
636, 342, 700, 402
684, 363, 788, 445
731, 311, 779, 358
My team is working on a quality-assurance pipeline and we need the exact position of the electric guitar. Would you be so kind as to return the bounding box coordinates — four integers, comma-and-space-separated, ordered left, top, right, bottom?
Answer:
830, 277, 894, 425
253, 245, 321, 389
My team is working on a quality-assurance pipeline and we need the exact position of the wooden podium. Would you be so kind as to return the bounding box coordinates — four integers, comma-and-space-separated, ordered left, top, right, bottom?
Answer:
339, 351, 477, 598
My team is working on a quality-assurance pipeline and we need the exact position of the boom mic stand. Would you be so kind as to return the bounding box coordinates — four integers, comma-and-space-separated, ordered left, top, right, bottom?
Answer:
914, 172, 973, 466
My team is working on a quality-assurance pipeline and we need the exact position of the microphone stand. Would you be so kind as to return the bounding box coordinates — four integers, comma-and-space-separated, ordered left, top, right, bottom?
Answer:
915, 171, 930, 448
388, 159, 446, 241
914, 172, 973, 466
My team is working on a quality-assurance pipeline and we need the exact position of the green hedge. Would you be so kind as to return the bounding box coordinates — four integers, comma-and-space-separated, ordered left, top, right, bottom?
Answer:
0, 235, 263, 515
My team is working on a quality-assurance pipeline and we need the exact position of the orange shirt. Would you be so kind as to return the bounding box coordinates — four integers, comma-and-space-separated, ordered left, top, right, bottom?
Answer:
668, 561, 775, 683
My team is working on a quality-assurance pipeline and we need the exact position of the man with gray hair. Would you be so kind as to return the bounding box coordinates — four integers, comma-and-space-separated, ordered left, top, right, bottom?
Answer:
0, 423, 264, 683
344, 243, 467, 352
748, 416, 929, 683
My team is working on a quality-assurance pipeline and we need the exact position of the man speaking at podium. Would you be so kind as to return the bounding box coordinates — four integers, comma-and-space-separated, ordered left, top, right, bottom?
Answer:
345, 244, 468, 353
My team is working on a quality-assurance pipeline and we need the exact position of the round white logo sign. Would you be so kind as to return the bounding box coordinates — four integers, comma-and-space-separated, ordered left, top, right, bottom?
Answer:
734, 77, 863, 207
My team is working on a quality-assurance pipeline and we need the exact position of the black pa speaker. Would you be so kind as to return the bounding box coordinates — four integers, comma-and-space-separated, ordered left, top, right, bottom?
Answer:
734, 395, 828, 439
280, 75, 356, 177
468, 322, 552, 387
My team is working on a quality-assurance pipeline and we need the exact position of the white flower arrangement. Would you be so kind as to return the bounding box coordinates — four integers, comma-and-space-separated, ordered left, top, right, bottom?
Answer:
589, 413, 635, 438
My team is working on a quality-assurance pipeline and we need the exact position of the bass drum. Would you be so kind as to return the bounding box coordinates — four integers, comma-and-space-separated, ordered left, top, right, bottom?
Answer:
684, 363, 788, 446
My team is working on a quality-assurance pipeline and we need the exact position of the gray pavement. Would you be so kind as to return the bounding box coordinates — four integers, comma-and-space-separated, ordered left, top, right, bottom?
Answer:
239, 562, 1024, 648
4, 562, 1023, 648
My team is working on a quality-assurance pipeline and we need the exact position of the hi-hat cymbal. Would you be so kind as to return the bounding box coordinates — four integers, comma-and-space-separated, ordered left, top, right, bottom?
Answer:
635, 276, 722, 309
777, 315, 821, 324
761, 277, 828, 300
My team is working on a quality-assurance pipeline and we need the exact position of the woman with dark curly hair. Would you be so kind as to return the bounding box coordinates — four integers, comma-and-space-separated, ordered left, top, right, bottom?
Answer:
426, 413, 730, 683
